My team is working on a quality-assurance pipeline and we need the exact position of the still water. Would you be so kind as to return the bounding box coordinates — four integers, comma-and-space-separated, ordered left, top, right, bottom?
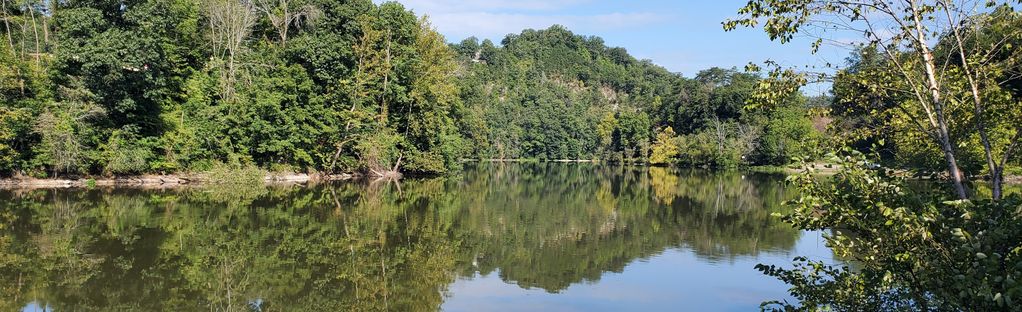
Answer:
1, 163, 834, 311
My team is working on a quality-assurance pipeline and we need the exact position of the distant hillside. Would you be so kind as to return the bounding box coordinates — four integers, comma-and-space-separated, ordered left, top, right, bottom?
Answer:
451, 25, 682, 160
449, 26, 818, 166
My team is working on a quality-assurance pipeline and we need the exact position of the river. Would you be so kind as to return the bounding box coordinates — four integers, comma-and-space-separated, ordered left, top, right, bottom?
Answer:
1, 163, 834, 311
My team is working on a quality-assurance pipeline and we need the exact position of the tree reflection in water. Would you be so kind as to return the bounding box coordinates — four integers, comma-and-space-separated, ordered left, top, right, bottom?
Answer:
0, 163, 801, 311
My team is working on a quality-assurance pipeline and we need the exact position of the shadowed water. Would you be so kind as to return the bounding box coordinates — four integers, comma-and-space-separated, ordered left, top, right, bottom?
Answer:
0, 163, 833, 311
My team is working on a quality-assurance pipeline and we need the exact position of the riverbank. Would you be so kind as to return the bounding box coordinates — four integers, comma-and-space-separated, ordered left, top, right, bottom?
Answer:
462, 158, 599, 163
0, 173, 356, 189
4, 163, 1017, 189
763, 163, 1022, 185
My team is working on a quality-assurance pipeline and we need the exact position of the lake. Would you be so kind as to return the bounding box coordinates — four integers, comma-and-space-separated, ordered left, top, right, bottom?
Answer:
1, 163, 834, 311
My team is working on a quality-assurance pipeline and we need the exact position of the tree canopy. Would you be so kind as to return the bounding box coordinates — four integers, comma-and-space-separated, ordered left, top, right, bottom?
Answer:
1, 5, 822, 177
1, 0, 467, 177
450, 26, 820, 166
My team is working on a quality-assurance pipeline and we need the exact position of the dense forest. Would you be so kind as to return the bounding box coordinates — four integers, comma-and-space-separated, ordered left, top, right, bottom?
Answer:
450, 26, 823, 166
2, 0, 468, 177
0, 0, 825, 178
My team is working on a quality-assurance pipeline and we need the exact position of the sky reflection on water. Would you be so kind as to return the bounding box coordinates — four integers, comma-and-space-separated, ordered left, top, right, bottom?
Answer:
4, 164, 835, 311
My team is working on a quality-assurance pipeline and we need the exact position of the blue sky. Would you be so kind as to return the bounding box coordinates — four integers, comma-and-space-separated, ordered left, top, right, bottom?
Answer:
384, 0, 851, 94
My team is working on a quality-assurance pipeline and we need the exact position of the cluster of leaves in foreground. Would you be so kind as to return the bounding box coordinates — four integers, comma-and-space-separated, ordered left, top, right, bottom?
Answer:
759, 151, 1022, 311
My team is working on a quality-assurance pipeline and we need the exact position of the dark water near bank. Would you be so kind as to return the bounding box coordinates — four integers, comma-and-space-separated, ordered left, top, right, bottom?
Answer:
1, 163, 833, 311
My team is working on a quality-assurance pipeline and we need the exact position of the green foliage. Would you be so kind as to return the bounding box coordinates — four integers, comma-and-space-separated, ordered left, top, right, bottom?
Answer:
230, 52, 324, 169
32, 82, 106, 176
1, 0, 838, 177
102, 130, 155, 175
649, 126, 679, 165
672, 67, 759, 132
829, 46, 901, 160
729, 0, 1022, 199
400, 17, 466, 173
0, 13, 50, 175
673, 120, 759, 168
451, 26, 673, 161
727, 2, 1022, 309
449, 28, 823, 165
53, 0, 200, 135
757, 101, 821, 165
205, 162, 266, 185
761, 151, 1022, 311
660, 66, 822, 168
33, 111, 87, 175
0, 106, 31, 173
354, 129, 403, 173
829, 45, 1004, 175
0, 0, 471, 177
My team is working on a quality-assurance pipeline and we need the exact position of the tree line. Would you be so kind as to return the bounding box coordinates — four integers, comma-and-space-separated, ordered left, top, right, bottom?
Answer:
0, 0, 826, 179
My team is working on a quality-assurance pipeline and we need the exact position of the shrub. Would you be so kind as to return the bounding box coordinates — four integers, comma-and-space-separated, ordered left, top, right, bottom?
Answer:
0, 107, 32, 174
673, 121, 758, 168
756, 105, 820, 165
649, 126, 679, 165
760, 151, 1022, 311
354, 130, 404, 174
34, 111, 88, 175
104, 131, 155, 175
205, 162, 266, 185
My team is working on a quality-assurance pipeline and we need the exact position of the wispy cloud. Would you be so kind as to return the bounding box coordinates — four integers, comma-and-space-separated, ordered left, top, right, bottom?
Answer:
389, 0, 593, 13
382, 0, 668, 41
427, 12, 667, 40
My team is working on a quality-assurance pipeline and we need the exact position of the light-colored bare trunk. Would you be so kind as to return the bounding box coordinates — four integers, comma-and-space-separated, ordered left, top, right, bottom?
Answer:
203, 0, 256, 101
939, 1, 1008, 199
380, 32, 390, 125
41, 2, 47, 46
255, 0, 319, 47
26, 2, 39, 64
1, 0, 13, 53
368, 154, 402, 179
328, 52, 366, 171
280, 0, 289, 44
18, 7, 25, 59
909, 0, 969, 199
1, 0, 21, 95
258, 0, 291, 46
992, 169, 1003, 200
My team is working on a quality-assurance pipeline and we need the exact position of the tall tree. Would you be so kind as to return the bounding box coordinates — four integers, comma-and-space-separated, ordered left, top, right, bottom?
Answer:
253, 0, 321, 47
202, 0, 256, 100
726, 0, 1022, 200
54, 0, 198, 134
402, 16, 462, 173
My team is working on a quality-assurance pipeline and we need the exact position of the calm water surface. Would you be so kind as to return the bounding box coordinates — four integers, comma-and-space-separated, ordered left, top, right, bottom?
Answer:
1, 163, 834, 311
